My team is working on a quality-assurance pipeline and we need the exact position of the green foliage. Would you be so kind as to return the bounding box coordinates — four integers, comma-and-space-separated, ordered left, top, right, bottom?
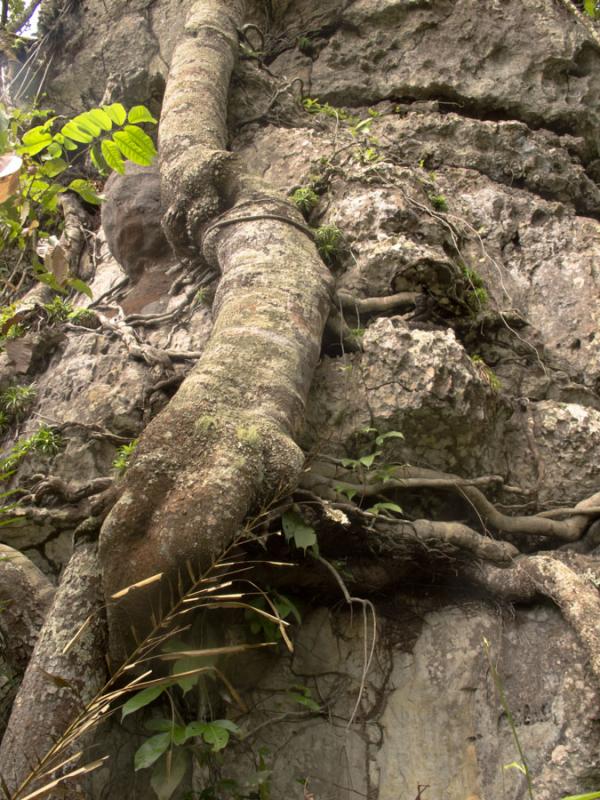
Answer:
0, 101, 157, 295
296, 35, 313, 54
43, 295, 72, 323
0, 384, 35, 421
281, 509, 317, 553
287, 685, 321, 711
462, 265, 489, 311
302, 97, 359, 125
313, 224, 343, 263
428, 193, 448, 212
584, 0, 600, 19
113, 439, 138, 475
67, 306, 97, 326
562, 794, 600, 800
290, 186, 319, 216
0, 424, 63, 471
470, 354, 501, 392
246, 589, 301, 642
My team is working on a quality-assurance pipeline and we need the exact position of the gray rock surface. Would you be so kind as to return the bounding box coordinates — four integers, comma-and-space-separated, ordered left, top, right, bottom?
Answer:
222, 602, 599, 800
6, 0, 598, 796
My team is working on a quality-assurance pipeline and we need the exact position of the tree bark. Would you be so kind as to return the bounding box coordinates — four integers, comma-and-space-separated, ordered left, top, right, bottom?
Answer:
0, 544, 54, 675
97, 0, 333, 660
0, 537, 107, 797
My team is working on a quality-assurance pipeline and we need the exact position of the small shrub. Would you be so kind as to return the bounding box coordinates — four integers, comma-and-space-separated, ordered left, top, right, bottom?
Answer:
43, 296, 73, 323
429, 193, 448, 212
30, 425, 63, 456
113, 439, 138, 475
0, 385, 36, 420
291, 186, 319, 216
313, 224, 343, 263
67, 307, 97, 327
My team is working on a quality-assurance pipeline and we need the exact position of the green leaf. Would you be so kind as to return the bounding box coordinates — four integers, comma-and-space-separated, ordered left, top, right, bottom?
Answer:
503, 761, 527, 775
186, 720, 238, 751
90, 143, 108, 174
184, 719, 239, 750
60, 120, 94, 144
21, 125, 53, 146
46, 142, 63, 158
128, 105, 158, 124
282, 510, 317, 553
68, 179, 103, 205
71, 111, 102, 138
102, 102, 127, 126
172, 655, 208, 694
41, 158, 67, 178
62, 137, 78, 151
122, 686, 165, 720
340, 458, 359, 469
359, 452, 381, 469
288, 690, 320, 711
584, 0, 598, 18
334, 484, 357, 502
87, 107, 113, 131
66, 277, 93, 299
365, 502, 403, 516
562, 794, 600, 800
112, 125, 157, 166
18, 127, 53, 155
101, 138, 126, 174
375, 430, 404, 446
134, 733, 171, 771
34, 269, 63, 292
150, 749, 189, 800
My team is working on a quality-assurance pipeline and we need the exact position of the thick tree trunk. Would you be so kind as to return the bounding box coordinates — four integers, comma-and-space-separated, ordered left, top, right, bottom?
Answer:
98, 0, 333, 659
0, 537, 107, 797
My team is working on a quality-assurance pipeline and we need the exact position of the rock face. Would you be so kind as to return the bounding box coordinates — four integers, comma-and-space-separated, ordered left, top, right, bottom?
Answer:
221, 602, 599, 800
2, 0, 600, 797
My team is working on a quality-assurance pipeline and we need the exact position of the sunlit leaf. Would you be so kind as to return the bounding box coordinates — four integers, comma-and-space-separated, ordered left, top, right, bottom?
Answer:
134, 733, 171, 771
121, 686, 164, 720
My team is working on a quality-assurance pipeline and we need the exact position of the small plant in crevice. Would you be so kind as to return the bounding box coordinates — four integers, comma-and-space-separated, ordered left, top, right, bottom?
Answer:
428, 193, 448, 212
113, 438, 139, 475
67, 306, 98, 327
43, 295, 73, 323
333, 427, 405, 515
470, 354, 502, 392
0, 384, 36, 421
313, 224, 343, 264
461, 265, 489, 312
290, 186, 319, 217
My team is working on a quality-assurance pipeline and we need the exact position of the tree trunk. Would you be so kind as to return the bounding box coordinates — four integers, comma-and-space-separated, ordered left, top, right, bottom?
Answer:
98, 0, 333, 660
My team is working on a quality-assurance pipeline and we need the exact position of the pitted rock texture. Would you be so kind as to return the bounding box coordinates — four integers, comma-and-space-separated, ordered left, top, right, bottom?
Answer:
274, 0, 600, 149
220, 601, 600, 800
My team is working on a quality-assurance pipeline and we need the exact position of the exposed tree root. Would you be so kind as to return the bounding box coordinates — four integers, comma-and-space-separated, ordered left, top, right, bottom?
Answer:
303, 461, 600, 540
0, 544, 54, 674
462, 551, 600, 684
0, 533, 107, 797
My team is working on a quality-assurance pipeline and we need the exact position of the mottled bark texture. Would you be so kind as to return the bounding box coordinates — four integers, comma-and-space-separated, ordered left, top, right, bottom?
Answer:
98, 0, 333, 658
0, 538, 107, 796
0, 544, 54, 674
